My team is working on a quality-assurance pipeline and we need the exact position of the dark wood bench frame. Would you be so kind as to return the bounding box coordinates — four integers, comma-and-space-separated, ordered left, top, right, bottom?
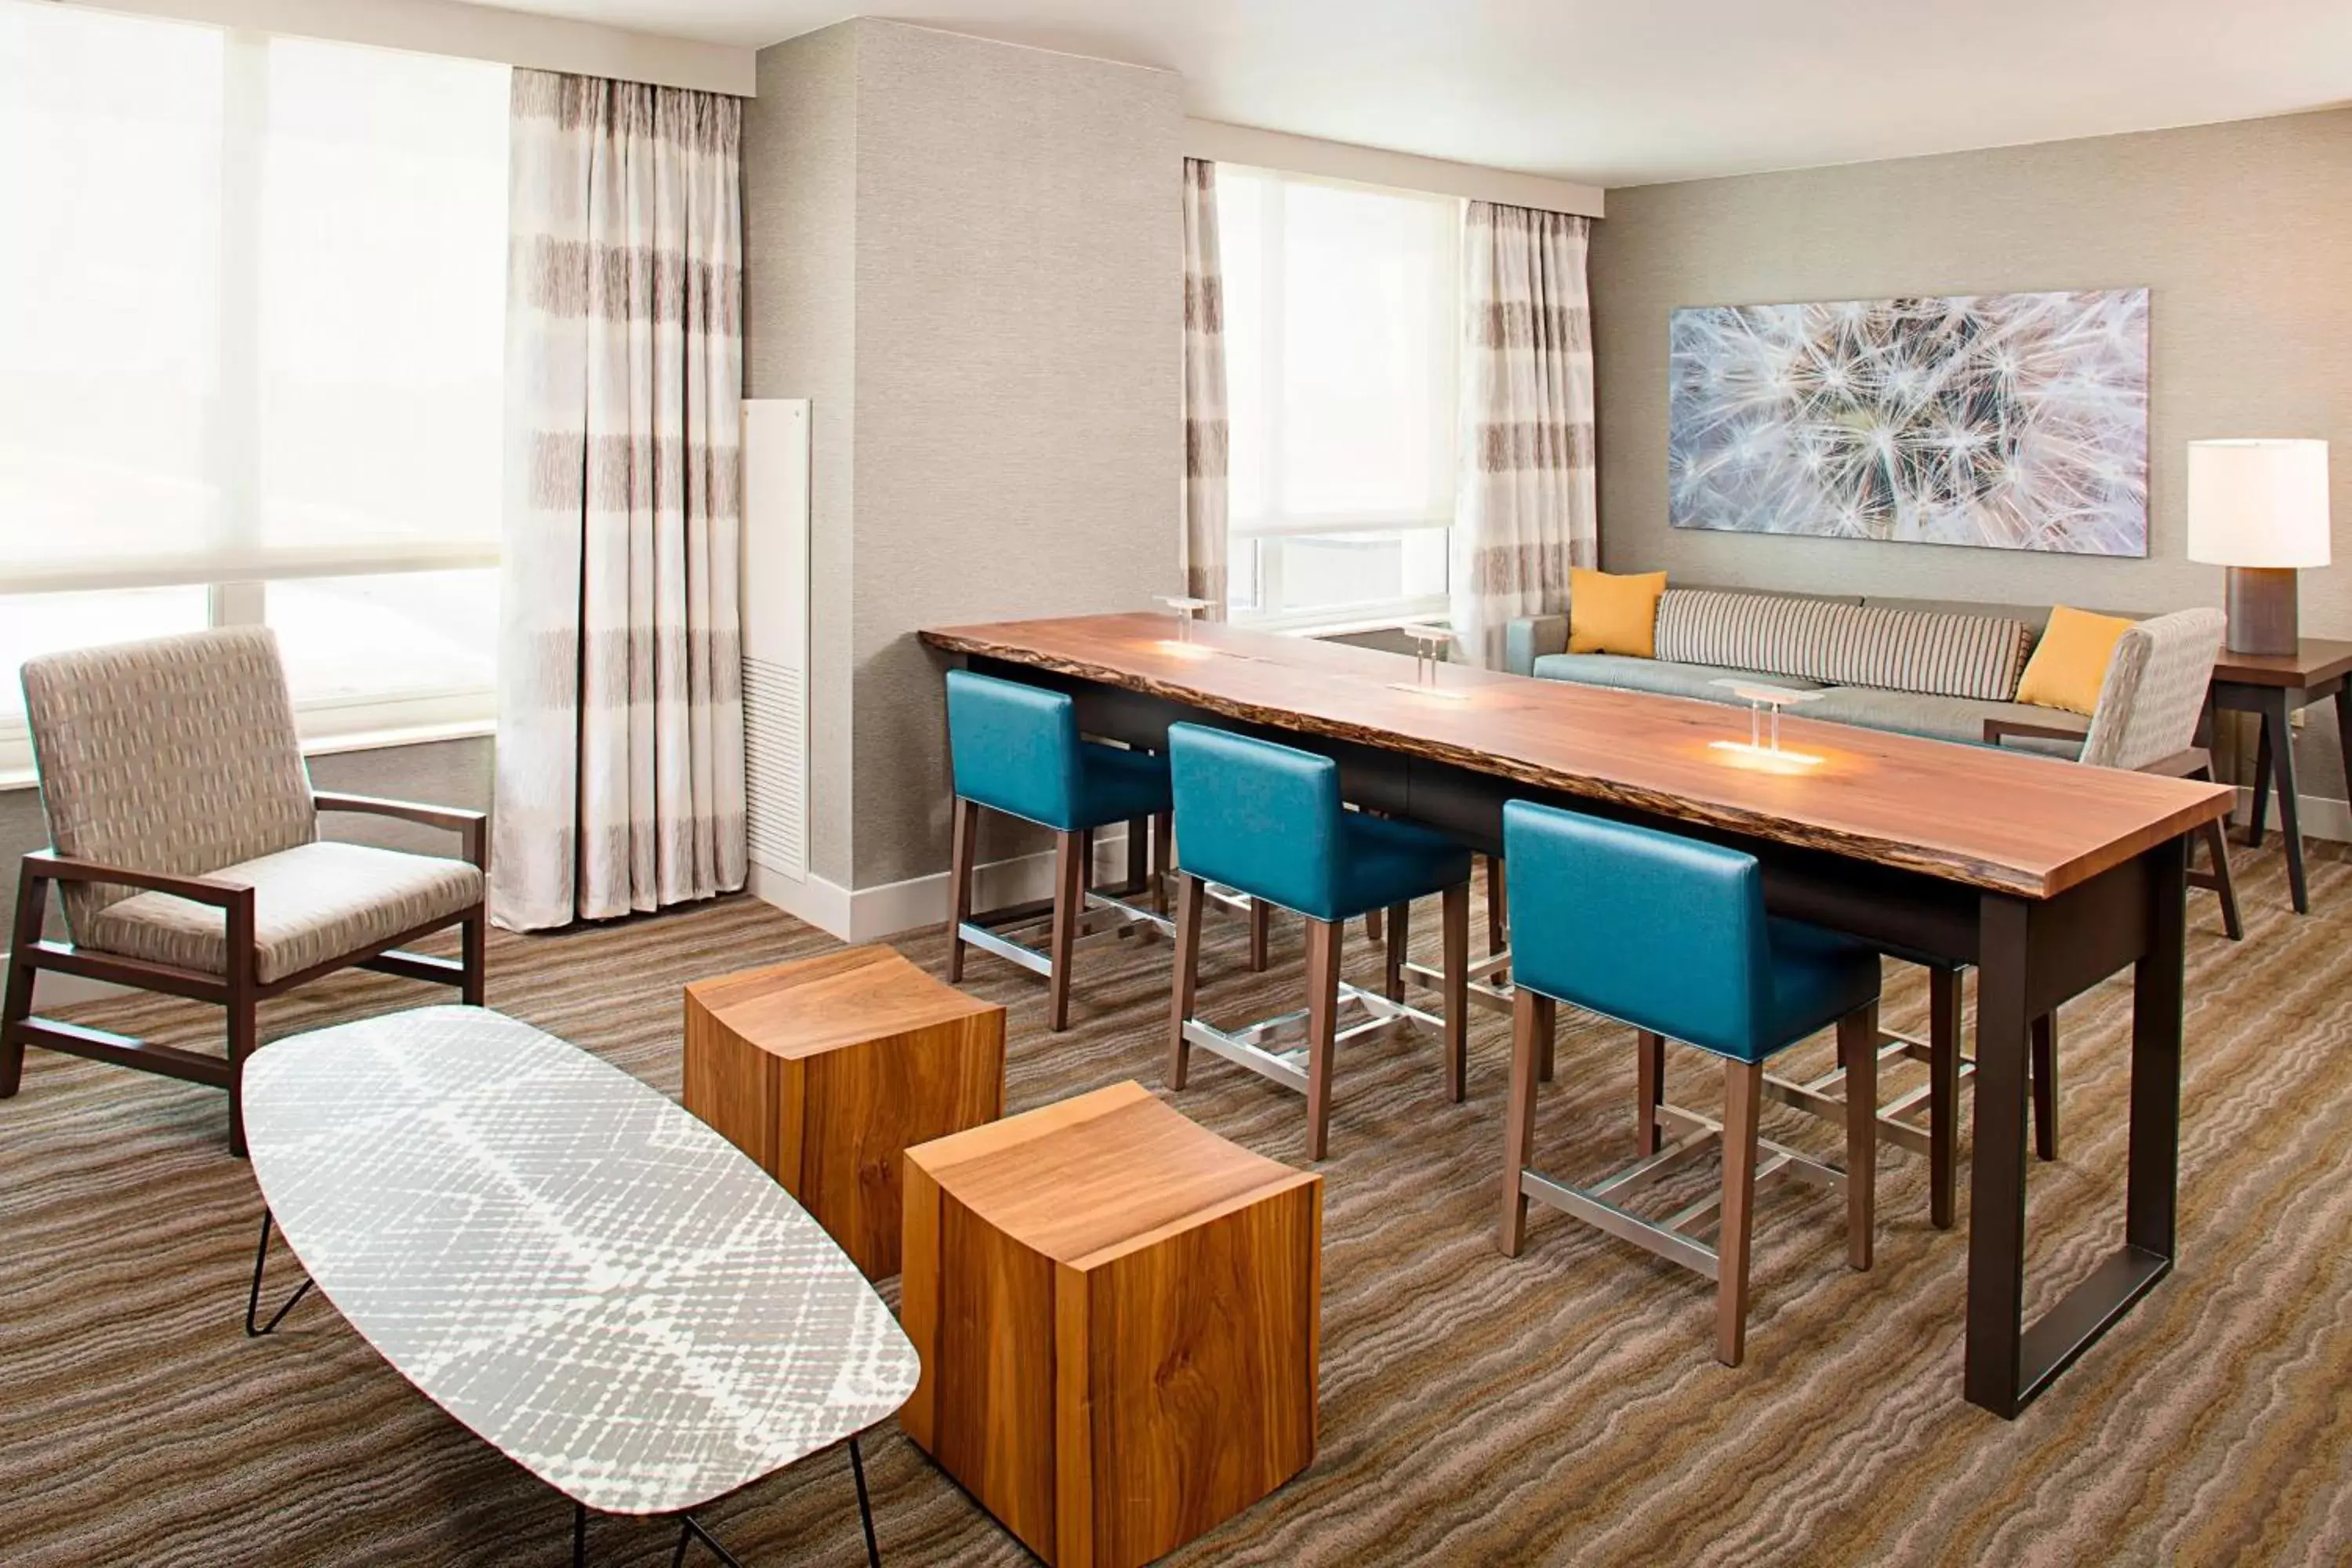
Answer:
1, 793, 487, 1156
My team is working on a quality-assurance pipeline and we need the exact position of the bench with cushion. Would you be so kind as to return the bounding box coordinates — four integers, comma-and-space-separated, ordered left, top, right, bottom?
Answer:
1505, 586, 2096, 753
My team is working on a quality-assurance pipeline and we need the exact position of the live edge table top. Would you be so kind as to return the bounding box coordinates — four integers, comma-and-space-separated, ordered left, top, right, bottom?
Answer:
921, 612, 2232, 902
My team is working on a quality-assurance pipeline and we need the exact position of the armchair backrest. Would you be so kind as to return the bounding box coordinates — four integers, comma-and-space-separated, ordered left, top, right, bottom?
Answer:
2079, 608, 2227, 772
20, 627, 316, 935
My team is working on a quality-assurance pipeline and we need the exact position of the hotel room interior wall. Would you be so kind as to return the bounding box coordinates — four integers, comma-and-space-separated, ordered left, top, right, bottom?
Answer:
742, 22, 859, 888
1, 738, 492, 943
844, 20, 1181, 887
1591, 107, 2352, 801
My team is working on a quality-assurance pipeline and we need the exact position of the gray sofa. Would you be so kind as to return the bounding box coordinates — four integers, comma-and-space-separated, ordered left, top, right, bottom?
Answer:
1504, 586, 2096, 752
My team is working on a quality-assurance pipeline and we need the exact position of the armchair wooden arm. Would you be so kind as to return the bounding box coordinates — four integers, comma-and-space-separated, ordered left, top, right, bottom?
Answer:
314, 793, 488, 869
1980, 717, 2090, 750
21, 849, 256, 909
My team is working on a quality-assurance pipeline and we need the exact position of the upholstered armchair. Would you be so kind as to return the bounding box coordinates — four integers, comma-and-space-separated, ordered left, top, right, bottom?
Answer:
2, 628, 487, 1155
1982, 607, 2238, 1163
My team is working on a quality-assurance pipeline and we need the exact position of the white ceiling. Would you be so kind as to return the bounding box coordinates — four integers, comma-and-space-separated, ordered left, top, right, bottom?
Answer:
492, 0, 2352, 187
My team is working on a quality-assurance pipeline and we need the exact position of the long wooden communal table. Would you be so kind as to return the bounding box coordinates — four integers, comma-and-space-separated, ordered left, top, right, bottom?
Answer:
920, 612, 2235, 1419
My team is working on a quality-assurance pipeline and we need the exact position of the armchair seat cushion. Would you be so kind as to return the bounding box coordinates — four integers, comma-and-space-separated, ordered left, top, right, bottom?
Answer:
85, 841, 485, 985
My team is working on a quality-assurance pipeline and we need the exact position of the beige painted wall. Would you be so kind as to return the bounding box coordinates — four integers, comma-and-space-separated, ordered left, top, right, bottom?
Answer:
743, 19, 1183, 894
1592, 107, 2352, 798
743, 24, 860, 887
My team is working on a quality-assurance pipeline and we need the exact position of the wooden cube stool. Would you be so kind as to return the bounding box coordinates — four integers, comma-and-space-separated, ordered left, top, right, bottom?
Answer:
901, 1081, 1321, 1568
684, 946, 1004, 1279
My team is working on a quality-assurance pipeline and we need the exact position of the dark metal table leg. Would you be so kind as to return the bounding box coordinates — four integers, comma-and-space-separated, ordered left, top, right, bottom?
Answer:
850, 1434, 880, 1568
2259, 691, 2310, 911
245, 1210, 313, 1337
573, 1501, 586, 1568
1964, 895, 2031, 1417
674, 1515, 747, 1568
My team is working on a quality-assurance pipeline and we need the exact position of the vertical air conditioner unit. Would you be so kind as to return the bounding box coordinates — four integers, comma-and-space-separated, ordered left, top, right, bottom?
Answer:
741, 398, 811, 885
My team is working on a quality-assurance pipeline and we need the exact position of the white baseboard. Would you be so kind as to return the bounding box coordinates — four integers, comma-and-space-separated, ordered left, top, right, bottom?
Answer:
2234, 788, 2351, 844
747, 826, 1143, 944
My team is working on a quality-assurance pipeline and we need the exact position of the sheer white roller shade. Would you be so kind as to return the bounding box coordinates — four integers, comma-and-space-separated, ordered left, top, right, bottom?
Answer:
0, 3, 509, 595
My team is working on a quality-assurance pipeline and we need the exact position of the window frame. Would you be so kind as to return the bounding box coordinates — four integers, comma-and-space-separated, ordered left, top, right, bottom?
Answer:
1216, 164, 1464, 632
0, 17, 504, 784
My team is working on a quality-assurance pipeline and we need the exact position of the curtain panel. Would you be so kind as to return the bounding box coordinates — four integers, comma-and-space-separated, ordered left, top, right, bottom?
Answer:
492, 70, 748, 932
1452, 202, 1597, 668
1180, 158, 1230, 618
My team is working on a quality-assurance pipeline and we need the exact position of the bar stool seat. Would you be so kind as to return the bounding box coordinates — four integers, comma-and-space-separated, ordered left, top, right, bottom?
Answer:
1497, 799, 1882, 1367
944, 670, 1174, 1030
1164, 723, 1473, 1160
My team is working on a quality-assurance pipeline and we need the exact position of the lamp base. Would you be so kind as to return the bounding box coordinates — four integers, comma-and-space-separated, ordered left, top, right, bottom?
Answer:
2224, 567, 2300, 657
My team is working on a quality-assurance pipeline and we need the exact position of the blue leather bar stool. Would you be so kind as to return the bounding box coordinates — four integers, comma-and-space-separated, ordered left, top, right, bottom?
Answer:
944, 670, 1173, 1031
1494, 800, 1882, 1367
1164, 723, 1472, 1160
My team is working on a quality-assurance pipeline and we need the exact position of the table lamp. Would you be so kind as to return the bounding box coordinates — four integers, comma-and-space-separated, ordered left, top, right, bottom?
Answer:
2187, 439, 2331, 656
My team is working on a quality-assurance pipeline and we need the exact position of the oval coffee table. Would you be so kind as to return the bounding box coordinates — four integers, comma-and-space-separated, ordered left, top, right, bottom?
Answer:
241, 1005, 921, 1566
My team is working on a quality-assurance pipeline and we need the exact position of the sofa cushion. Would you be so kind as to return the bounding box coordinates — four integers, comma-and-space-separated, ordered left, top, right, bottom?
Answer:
1800, 687, 2087, 757
1567, 568, 1667, 657
1655, 590, 2034, 702
1531, 653, 1823, 705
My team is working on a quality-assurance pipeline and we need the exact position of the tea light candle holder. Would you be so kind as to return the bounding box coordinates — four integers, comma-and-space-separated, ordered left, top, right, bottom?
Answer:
1388, 624, 1471, 701
1708, 680, 1826, 768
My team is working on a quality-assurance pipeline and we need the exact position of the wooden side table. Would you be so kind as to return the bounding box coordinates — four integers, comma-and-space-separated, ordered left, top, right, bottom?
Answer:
900, 1081, 1320, 1568
2207, 638, 2352, 913
684, 946, 1005, 1278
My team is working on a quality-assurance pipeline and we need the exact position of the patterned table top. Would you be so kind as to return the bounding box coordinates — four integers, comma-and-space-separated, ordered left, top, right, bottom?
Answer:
241, 1006, 922, 1516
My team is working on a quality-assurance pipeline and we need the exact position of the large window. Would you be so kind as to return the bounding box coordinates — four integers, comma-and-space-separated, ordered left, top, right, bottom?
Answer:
1216, 165, 1461, 629
0, 2, 510, 771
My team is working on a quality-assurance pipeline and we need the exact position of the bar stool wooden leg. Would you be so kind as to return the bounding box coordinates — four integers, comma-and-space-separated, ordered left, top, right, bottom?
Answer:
1498, 987, 1553, 1256
1441, 882, 1468, 1103
1364, 908, 1383, 946
1167, 873, 1203, 1090
1634, 1030, 1664, 1156
1382, 901, 1410, 1002
2031, 1011, 2058, 1162
1303, 917, 1344, 1161
1717, 1060, 1764, 1367
1841, 1004, 1877, 1272
1485, 855, 1508, 955
1152, 811, 1174, 916
1124, 815, 1149, 895
1249, 898, 1272, 973
1047, 829, 1085, 1033
946, 798, 978, 984
1928, 965, 1961, 1231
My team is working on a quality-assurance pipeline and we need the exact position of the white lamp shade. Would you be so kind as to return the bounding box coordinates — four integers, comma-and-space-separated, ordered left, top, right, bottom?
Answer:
2187, 439, 2332, 568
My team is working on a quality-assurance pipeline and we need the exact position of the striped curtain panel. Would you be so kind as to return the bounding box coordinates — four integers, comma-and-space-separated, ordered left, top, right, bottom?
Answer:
492, 71, 748, 932
1181, 158, 1229, 617
1452, 202, 1597, 667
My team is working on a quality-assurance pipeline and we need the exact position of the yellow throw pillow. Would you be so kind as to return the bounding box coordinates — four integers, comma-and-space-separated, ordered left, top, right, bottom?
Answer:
2015, 605, 2133, 716
1567, 568, 1668, 658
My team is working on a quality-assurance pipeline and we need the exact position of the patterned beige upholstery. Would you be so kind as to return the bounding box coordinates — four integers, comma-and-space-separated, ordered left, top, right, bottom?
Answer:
2079, 608, 2227, 772
85, 842, 484, 985
20, 628, 316, 942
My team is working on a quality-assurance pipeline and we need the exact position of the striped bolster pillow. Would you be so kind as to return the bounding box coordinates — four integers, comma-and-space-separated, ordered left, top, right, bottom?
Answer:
1657, 590, 2034, 702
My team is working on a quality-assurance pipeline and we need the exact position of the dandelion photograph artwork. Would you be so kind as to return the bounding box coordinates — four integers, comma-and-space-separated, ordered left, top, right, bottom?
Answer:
1668, 289, 2150, 557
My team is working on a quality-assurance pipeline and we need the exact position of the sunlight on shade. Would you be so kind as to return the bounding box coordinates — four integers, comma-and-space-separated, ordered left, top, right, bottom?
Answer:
1709, 739, 1824, 774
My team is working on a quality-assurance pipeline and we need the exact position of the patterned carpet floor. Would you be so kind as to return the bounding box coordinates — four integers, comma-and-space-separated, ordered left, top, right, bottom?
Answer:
2, 842, 2349, 1566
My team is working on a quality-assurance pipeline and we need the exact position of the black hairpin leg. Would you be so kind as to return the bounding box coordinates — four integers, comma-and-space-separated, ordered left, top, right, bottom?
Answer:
849, 1434, 880, 1568
245, 1209, 312, 1337
670, 1513, 746, 1568
574, 1502, 588, 1568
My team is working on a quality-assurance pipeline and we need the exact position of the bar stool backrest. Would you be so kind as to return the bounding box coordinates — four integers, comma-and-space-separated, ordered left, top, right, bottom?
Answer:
945, 670, 1085, 831
1167, 723, 1342, 918
1503, 800, 1773, 1061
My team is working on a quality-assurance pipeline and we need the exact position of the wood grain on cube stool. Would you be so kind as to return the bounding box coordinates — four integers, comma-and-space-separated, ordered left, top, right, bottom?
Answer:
901, 1081, 1321, 1568
683, 946, 1004, 1279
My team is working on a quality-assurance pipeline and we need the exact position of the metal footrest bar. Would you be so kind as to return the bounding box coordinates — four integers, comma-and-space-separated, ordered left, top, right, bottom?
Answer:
1404, 947, 1515, 1016
956, 886, 1171, 980
1519, 1168, 1720, 1279
1182, 981, 1434, 1098
1653, 1102, 1847, 1192
1759, 1029, 1976, 1160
